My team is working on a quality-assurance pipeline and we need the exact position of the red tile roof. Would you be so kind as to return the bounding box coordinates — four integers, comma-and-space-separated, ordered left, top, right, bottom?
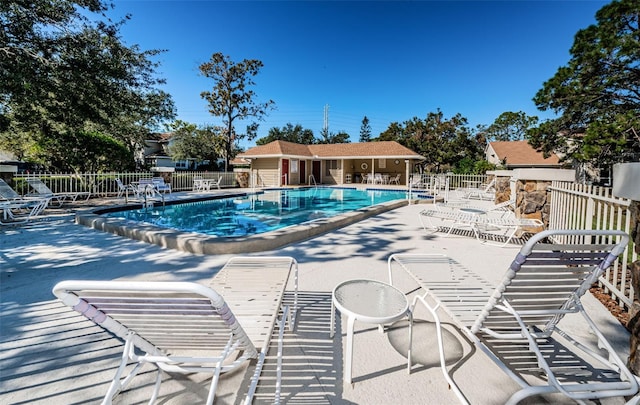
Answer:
238, 140, 425, 160
489, 141, 561, 167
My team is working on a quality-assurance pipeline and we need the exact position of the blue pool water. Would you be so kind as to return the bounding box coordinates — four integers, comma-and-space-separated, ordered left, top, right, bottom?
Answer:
105, 187, 408, 237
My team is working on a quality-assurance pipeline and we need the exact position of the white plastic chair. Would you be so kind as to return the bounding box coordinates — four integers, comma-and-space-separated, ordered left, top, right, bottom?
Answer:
152, 177, 171, 193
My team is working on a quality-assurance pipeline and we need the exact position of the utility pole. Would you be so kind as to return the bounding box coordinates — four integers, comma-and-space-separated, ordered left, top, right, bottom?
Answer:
323, 104, 329, 133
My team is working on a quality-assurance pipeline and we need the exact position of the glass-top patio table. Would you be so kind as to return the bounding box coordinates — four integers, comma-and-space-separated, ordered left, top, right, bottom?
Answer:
330, 279, 412, 384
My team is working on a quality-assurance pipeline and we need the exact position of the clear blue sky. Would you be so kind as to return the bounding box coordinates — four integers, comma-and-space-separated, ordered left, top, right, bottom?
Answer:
109, 0, 608, 149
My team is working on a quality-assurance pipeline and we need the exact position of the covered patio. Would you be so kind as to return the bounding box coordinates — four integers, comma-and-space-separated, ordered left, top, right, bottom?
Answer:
237, 140, 426, 187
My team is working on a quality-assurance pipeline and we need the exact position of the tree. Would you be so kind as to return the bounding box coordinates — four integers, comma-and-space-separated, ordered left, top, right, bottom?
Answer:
317, 128, 350, 144
484, 111, 538, 141
379, 109, 483, 173
256, 123, 316, 145
359, 116, 371, 142
199, 53, 275, 171
34, 130, 133, 173
0, 0, 176, 172
530, 0, 640, 166
167, 120, 225, 168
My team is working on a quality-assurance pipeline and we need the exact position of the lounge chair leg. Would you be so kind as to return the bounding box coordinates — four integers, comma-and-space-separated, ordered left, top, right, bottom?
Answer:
148, 368, 163, 405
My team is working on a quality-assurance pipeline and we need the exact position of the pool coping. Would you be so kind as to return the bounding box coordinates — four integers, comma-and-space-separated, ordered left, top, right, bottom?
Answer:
75, 193, 414, 255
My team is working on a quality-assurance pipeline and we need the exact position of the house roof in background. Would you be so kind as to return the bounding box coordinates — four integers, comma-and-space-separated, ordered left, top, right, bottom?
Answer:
148, 132, 173, 143
489, 140, 561, 167
239, 140, 425, 160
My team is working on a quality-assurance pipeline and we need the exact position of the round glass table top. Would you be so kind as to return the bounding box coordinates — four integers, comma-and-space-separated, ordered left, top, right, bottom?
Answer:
333, 279, 408, 320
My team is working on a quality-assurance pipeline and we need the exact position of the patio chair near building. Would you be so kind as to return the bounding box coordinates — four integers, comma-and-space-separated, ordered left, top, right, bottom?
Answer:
52, 256, 298, 405
152, 177, 171, 193
193, 175, 222, 191
388, 229, 639, 405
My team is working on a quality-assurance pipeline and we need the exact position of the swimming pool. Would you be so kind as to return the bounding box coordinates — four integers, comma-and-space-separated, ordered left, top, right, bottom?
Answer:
103, 187, 408, 237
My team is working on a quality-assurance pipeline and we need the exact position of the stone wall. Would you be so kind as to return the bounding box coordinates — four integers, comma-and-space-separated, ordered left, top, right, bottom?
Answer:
494, 176, 511, 204
514, 179, 550, 227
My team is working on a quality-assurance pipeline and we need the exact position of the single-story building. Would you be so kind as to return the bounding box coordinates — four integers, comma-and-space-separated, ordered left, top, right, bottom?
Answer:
486, 140, 563, 169
236, 140, 426, 187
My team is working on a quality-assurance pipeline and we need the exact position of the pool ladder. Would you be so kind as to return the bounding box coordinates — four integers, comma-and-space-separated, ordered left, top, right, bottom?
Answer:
308, 175, 317, 187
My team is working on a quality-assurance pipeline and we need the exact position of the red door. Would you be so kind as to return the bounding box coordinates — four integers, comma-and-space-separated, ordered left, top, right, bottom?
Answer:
300, 161, 306, 184
282, 159, 289, 186
312, 161, 321, 184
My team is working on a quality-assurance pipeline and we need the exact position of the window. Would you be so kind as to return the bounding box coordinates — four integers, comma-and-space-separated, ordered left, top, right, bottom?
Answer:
291, 159, 298, 173
325, 160, 339, 175
378, 159, 386, 169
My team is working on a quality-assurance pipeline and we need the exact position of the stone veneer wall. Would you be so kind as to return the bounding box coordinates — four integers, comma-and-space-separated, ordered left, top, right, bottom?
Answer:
494, 176, 510, 204
514, 179, 550, 227
493, 176, 551, 228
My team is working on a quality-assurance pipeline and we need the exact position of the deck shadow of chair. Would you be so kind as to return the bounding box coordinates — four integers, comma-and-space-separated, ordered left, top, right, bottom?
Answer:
26, 177, 91, 206
52, 256, 299, 405
387, 229, 639, 405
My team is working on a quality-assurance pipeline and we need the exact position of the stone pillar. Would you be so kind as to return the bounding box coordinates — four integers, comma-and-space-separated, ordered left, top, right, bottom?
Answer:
514, 179, 550, 227
235, 170, 249, 188
509, 168, 576, 230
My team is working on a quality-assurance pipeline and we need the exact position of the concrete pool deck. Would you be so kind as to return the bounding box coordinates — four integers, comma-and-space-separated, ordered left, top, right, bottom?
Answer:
0, 190, 637, 404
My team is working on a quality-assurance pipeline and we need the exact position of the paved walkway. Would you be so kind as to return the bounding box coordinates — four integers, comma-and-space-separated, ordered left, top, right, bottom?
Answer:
0, 192, 635, 404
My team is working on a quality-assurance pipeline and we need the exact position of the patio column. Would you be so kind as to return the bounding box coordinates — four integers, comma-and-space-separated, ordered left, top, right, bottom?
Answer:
371, 158, 374, 181
404, 160, 410, 186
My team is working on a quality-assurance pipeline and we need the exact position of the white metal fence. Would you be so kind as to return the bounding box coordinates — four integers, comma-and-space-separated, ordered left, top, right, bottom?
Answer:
548, 181, 637, 310
12, 171, 237, 196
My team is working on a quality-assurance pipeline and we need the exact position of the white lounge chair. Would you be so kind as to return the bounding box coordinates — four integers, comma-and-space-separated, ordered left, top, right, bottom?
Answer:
419, 207, 543, 246
388, 229, 639, 405
26, 177, 90, 206
0, 198, 49, 225
419, 209, 480, 237
455, 178, 496, 201
436, 197, 515, 217
52, 256, 298, 405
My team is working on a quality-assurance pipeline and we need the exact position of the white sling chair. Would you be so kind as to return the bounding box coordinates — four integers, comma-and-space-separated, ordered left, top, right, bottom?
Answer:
388, 229, 638, 404
53, 256, 298, 405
